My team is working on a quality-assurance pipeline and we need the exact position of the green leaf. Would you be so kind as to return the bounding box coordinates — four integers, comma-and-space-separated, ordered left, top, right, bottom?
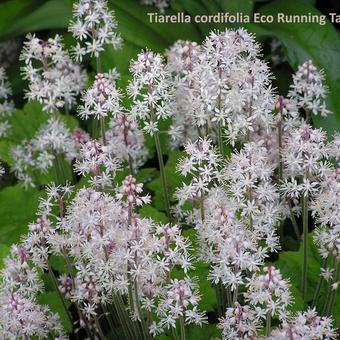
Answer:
49, 255, 67, 274
272, 233, 322, 308
0, 101, 78, 185
0, 184, 42, 245
246, 0, 340, 135
0, 243, 10, 269
135, 167, 158, 184
182, 228, 217, 312
186, 323, 220, 340
0, 0, 40, 37
37, 291, 72, 332
0, 0, 73, 40
146, 150, 184, 211
139, 205, 168, 223
111, 0, 201, 51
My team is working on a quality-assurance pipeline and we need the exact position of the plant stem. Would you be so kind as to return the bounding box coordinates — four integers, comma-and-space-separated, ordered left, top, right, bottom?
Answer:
172, 327, 179, 340
232, 285, 238, 306
301, 193, 309, 301
154, 130, 171, 221
102, 304, 117, 338
94, 315, 106, 339
287, 199, 301, 240
312, 257, 328, 307
47, 262, 73, 329
265, 312, 271, 337
179, 316, 186, 340
134, 279, 149, 339
100, 117, 106, 145
199, 190, 205, 223
324, 262, 340, 315
218, 121, 224, 156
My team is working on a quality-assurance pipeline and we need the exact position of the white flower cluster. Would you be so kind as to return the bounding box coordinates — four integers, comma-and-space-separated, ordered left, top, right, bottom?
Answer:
141, 0, 169, 12
128, 50, 173, 135
245, 266, 291, 321
281, 125, 329, 197
74, 139, 121, 188
0, 67, 14, 137
167, 29, 275, 146
199, 188, 268, 290
0, 246, 65, 338
79, 72, 121, 120
167, 40, 201, 148
151, 277, 206, 335
219, 268, 335, 339
11, 118, 78, 187
106, 114, 148, 170
20, 34, 87, 113
288, 60, 330, 118
69, 0, 122, 61
175, 137, 221, 210
218, 303, 260, 340
269, 308, 335, 339
29, 176, 199, 335
224, 142, 282, 250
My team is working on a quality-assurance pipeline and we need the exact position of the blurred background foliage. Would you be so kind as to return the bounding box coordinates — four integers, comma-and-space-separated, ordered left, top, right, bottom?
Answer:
0, 0, 339, 334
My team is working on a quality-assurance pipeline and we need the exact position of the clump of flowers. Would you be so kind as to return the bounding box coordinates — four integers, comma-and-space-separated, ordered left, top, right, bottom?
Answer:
245, 266, 291, 322
288, 60, 330, 119
128, 50, 173, 135
151, 277, 206, 336
20, 34, 87, 113
105, 114, 148, 171
0, 246, 65, 338
269, 308, 335, 339
1, 22, 339, 340
79, 72, 121, 120
175, 137, 222, 223
218, 303, 260, 340
74, 139, 121, 188
198, 188, 268, 292
224, 142, 282, 251
167, 40, 201, 148
69, 0, 122, 61
11, 118, 78, 187
0, 67, 14, 137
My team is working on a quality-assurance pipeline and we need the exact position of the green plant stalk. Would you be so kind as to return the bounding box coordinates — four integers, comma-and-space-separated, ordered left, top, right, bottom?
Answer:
154, 130, 171, 221
100, 117, 106, 145
215, 285, 222, 316
179, 316, 186, 340
94, 315, 106, 339
61, 251, 93, 339
301, 193, 309, 301
134, 279, 149, 339
324, 262, 340, 315
112, 294, 139, 340
53, 156, 62, 185
218, 121, 224, 156
232, 285, 238, 306
226, 287, 232, 308
101, 304, 117, 338
277, 117, 283, 181
47, 262, 73, 331
265, 312, 271, 337
199, 189, 205, 223
287, 199, 301, 240
312, 257, 328, 307
172, 327, 179, 340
